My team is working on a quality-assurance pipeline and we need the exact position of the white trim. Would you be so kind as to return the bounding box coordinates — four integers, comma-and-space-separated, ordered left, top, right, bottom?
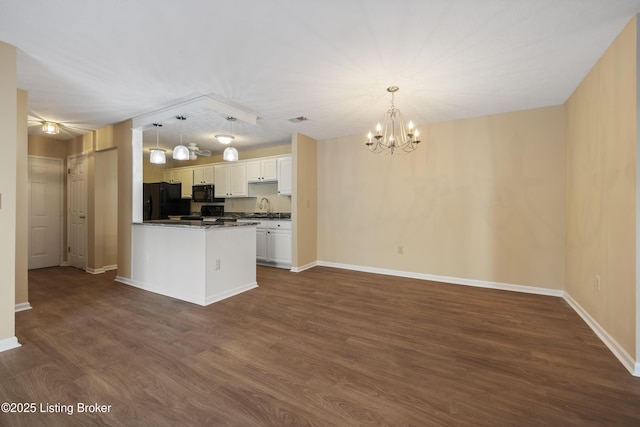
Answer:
205, 282, 259, 305
15, 302, 32, 312
291, 261, 317, 273
87, 264, 118, 275
115, 277, 257, 307
0, 337, 21, 352
316, 261, 564, 297
115, 276, 135, 286
563, 293, 640, 376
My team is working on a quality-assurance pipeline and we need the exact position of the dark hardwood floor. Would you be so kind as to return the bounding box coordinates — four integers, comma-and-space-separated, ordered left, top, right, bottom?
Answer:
1, 266, 640, 426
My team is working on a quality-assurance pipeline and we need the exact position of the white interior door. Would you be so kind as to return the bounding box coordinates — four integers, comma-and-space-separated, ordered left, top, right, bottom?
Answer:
68, 154, 87, 270
28, 157, 63, 269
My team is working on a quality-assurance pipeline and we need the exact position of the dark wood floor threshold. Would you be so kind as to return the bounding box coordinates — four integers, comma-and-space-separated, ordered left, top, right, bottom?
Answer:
1, 265, 640, 426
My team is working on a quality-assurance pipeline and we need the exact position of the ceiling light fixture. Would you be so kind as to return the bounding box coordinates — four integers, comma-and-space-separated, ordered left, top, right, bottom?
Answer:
365, 86, 420, 155
149, 123, 166, 164
42, 121, 60, 135
220, 117, 238, 162
172, 115, 190, 161
215, 116, 236, 145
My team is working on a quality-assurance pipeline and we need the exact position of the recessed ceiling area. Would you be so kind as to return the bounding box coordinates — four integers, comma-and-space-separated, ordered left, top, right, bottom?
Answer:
2, 0, 640, 154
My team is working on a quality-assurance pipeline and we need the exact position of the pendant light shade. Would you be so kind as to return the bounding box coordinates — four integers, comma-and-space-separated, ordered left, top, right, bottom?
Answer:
173, 145, 190, 161
223, 146, 238, 162
150, 149, 166, 164
149, 123, 166, 164
219, 116, 239, 161
172, 116, 190, 160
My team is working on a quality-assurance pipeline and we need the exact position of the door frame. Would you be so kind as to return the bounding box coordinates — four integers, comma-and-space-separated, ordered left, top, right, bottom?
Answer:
28, 155, 64, 268
67, 152, 88, 270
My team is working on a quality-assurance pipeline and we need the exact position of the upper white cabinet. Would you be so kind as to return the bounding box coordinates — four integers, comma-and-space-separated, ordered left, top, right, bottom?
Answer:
163, 168, 193, 198
162, 154, 292, 199
193, 165, 214, 184
214, 163, 248, 198
246, 158, 278, 182
277, 156, 292, 196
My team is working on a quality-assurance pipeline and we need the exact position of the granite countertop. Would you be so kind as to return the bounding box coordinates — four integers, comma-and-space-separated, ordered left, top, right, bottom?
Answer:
136, 220, 259, 229
232, 212, 291, 220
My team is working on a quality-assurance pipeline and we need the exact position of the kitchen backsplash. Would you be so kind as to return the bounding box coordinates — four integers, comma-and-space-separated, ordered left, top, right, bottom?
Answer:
191, 182, 291, 215
225, 193, 291, 213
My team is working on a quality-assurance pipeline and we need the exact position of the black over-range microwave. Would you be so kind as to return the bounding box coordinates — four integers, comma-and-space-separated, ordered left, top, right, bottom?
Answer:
192, 184, 223, 203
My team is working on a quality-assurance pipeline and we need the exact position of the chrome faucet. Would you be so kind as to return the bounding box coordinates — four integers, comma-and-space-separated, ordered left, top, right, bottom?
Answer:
259, 197, 271, 213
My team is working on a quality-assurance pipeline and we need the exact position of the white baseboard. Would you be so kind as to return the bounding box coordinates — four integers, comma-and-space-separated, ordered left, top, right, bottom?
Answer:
114, 275, 134, 286
0, 337, 21, 353
563, 293, 639, 376
291, 261, 317, 273
316, 261, 564, 297
15, 302, 32, 312
205, 282, 259, 305
87, 264, 118, 275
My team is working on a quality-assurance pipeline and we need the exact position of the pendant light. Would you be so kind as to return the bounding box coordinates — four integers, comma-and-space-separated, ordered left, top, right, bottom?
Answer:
172, 115, 190, 160
219, 117, 239, 162
149, 123, 166, 164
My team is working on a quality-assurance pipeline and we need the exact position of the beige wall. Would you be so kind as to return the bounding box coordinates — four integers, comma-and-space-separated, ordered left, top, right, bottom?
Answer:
292, 133, 317, 268
0, 41, 17, 341
94, 148, 118, 270
318, 105, 565, 290
28, 135, 68, 158
565, 17, 637, 356
15, 89, 28, 305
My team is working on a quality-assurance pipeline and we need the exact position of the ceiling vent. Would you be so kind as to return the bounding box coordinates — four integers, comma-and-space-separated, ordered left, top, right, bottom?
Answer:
288, 116, 308, 123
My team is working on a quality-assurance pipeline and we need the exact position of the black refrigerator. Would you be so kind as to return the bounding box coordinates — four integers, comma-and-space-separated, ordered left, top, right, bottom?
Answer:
143, 182, 190, 220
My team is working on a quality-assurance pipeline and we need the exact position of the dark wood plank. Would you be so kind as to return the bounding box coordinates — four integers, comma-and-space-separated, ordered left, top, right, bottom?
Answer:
0, 265, 639, 426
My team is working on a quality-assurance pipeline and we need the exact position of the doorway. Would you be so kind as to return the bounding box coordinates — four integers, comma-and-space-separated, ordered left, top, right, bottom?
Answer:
28, 156, 63, 269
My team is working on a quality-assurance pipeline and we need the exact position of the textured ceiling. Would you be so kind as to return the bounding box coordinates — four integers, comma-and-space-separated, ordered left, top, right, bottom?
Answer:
1, 0, 639, 155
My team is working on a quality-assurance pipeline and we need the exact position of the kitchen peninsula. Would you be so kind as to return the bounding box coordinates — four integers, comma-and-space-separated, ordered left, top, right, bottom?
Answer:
129, 220, 258, 306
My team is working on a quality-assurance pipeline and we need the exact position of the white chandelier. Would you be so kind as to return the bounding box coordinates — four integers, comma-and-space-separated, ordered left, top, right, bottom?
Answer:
366, 86, 420, 155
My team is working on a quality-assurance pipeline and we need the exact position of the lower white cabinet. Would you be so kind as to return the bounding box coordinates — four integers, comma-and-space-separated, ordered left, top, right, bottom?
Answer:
267, 221, 292, 266
256, 225, 268, 261
239, 219, 291, 268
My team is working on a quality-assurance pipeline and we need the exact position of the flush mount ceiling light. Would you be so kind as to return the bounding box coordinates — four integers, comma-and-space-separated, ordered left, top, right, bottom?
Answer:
365, 86, 420, 155
220, 117, 239, 162
42, 121, 60, 135
172, 115, 190, 161
215, 116, 236, 145
149, 123, 166, 165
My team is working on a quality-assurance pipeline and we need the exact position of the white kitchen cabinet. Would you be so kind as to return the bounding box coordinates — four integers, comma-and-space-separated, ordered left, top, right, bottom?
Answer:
214, 163, 247, 197
246, 158, 277, 182
237, 219, 291, 268
256, 224, 268, 262
193, 165, 214, 184
163, 169, 182, 183
163, 168, 193, 198
277, 156, 292, 196
267, 221, 292, 266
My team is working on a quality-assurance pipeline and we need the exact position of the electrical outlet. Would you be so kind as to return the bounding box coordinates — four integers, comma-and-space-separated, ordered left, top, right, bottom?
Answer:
215, 259, 221, 270
595, 274, 601, 290
398, 246, 404, 255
